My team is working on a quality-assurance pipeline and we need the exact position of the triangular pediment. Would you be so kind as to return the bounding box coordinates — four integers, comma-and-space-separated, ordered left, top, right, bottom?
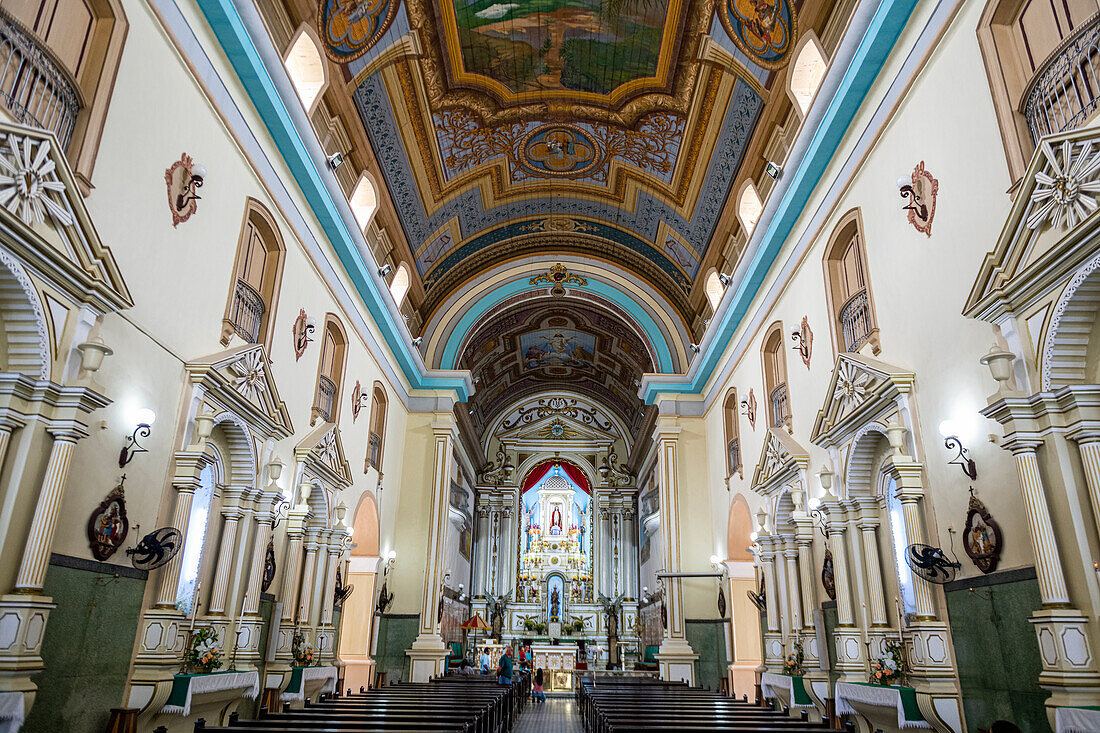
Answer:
186, 344, 293, 439
750, 427, 808, 495
966, 129, 1100, 322
810, 353, 914, 447
297, 422, 353, 489
0, 122, 131, 312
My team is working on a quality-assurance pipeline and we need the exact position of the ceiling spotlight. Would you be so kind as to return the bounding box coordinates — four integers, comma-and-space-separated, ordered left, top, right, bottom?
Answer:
718, 273, 732, 287
765, 161, 781, 179
690, 343, 700, 353
378, 264, 392, 277
327, 152, 345, 171
411, 337, 423, 347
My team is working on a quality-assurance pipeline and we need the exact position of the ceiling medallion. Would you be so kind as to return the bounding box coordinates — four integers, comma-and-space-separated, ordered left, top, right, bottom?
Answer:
318, 0, 400, 63
718, 0, 797, 71
518, 124, 603, 179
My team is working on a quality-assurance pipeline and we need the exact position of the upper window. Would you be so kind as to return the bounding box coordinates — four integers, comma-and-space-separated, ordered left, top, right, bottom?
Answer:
390, 263, 410, 307
223, 199, 285, 348
705, 269, 724, 311
979, 1, 1100, 182
312, 315, 347, 426
788, 34, 828, 116
366, 382, 387, 471
350, 175, 378, 234
762, 322, 790, 431
824, 209, 879, 355
284, 27, 327, 114
723, 389, 742, 478
175, 459, 217, 615
738, 182, 763, 237
1, 0, 128, 188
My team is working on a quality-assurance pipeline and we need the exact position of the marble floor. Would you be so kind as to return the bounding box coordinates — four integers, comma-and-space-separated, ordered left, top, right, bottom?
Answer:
514, 696, 583, 733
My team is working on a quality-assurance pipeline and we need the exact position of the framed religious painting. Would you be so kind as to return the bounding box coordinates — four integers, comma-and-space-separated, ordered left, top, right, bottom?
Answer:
963, 491, 1002, 573
87, 480, 129, 561
821, 548, 837, 600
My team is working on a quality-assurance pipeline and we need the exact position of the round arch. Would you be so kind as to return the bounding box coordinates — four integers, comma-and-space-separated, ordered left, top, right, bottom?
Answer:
351, 491, 380, 557
516, 456, 595, 494
1042, 249, 1100, 390
0, 245, 50, 379
210, 411, 258, 489
845, 422, 890, 496
726, 493, 753, 561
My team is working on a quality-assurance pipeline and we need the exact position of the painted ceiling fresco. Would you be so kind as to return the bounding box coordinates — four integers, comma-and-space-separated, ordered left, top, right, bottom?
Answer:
330, 0, 798, 325
458, 298, 653, 435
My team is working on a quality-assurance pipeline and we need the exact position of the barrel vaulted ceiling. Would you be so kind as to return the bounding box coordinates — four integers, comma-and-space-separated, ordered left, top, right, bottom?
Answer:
259, 0, 834, 435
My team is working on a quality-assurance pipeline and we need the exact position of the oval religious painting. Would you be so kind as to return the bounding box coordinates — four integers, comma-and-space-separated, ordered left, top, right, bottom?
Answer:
718, 0, 798, 70
821, 548, 837, 601
261, 539, 277, 592
87, 481, 129, 561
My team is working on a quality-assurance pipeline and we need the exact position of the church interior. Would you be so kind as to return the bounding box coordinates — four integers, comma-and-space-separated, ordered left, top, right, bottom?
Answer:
2, 0, 1100, 731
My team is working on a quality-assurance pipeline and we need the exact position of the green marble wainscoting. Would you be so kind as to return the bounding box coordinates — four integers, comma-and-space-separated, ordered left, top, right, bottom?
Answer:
24, 554, 147, 733
943, 566, 1050, 733
685, 618, 729, 692
373, 614, 419, 683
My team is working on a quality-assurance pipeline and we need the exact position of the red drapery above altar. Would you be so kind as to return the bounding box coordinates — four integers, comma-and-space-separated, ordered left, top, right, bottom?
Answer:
519, 459, 591, 494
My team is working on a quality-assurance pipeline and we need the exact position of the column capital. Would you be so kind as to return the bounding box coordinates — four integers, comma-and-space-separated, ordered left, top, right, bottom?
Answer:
652, 422, 682, 441
1004, 437, 1044, 455
430, 420, 458, 440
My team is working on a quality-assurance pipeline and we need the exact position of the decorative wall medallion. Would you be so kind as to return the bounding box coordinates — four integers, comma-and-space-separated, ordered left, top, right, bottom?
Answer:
1027, 139, 1100, 231
791, 316, 812, 368
835, 361, 871, 413
718, 0, 797, 70
0, 134, 73, 227
899, 160, 938, 236
87, 479, 129, 561
518, 125, 603, 179
351, 380, 364, 422
164, 153, 201, 228
229, 351, 267, 401
529, 263, 588, 294
821, 548, 837, 600
292, 309, 314, 361
963, 490, 1002, 574
319, 0, 400, 63
261, 538, 276, 592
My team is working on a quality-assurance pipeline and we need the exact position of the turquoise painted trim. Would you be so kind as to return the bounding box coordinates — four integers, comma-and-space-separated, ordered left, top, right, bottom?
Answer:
440, 279, 676, 372
643, 0, 917, 404
195, 0, 470, 400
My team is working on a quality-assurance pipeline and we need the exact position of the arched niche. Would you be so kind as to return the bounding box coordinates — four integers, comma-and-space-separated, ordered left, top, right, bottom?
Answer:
727, 493, 753, 562
351, 491, 380, 557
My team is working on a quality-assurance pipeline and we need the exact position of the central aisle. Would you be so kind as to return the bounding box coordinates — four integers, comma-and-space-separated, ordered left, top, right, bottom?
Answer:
514, 696, 583, 733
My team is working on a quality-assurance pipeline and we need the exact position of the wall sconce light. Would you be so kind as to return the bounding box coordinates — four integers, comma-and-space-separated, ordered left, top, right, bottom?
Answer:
76, 335, 113, 377
293, 309, 317, 361
327, 152, 344, 171
897, 174, 926, 221
352, 381, 370, 422
175, 163, 206, 210
378, 264, 392, 277
790, 316, 812, 368
119, 408, 155, 468
897, 162, 938, 236
939, 419, 977, 479
718, 272, 732, 287
807, 496, 827, 537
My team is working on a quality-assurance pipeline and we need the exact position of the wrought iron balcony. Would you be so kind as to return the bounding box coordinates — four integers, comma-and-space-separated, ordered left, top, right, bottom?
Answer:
367, 432, 382, 469
228, 279, 265, 343
314, 375, 336, 423
1024, 12, 1100, 144
0, 8, 81, 151
840, 289, 872, 353
726, 438, 741, 477
770, 383, 789, 429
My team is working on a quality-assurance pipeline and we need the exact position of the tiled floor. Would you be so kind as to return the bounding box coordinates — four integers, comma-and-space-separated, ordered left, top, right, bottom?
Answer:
514, 696, 583, 732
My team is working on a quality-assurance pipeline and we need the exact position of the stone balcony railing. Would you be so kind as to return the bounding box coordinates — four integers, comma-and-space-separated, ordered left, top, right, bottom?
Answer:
1024, 12, 1100, 144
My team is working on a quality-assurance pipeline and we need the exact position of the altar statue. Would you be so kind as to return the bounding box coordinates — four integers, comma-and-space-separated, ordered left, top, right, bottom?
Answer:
550, 506, 562, 535
550, 587, 560, 620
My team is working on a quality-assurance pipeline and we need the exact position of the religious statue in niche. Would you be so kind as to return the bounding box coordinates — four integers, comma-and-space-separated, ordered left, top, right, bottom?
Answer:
87, 479, 129, 561
963, 489, 1003, 574
821, 548, 837, 600
550, 587, 561, 621
550, 504, 563, 535
486, 590, 511, 641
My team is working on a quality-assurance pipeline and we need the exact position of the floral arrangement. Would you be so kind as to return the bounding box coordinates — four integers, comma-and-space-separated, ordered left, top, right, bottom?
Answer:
186, 627, 222, 674
781, 639, 804, 676
292, 631, 316, 667
870, 641, 906, 686
522, 619, 547, 634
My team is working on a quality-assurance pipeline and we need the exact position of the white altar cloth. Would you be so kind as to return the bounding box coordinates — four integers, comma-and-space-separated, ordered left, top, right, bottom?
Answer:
281, 665, 338, 702
162, 670, 259, 716
835, 682, 931, 730
1056, 706, 1100, 733
0, 692, 24, 733
760, 672, 812, 708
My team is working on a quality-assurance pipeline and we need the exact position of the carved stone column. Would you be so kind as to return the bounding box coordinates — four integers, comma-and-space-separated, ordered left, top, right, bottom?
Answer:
792, 526, 820, 668
653, 420, 698, 683
274, 508, 307, 664
825, 503, 862, 679
1072, 433, 1100, 545
297, 533, 320, 627
207, 490, 246, 616
757, 535, 782, 672
406, 420, 456, 681
783, 540, 802, 634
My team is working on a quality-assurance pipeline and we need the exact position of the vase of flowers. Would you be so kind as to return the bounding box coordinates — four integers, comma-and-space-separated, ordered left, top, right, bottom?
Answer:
292, 631, 316, 667
186, 627, 222, 674
870, 640, 907, 685
782, 639, 804, 676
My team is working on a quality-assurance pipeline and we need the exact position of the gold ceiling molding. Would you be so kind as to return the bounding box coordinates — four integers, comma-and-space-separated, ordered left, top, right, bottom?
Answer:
403, 0, 716, 127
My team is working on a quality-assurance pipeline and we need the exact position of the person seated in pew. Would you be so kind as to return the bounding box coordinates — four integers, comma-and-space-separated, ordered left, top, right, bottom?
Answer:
480, 647, 491, 674
497, 646, 514, 685
531, 668, 546, 704
459, 659, 478, 675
